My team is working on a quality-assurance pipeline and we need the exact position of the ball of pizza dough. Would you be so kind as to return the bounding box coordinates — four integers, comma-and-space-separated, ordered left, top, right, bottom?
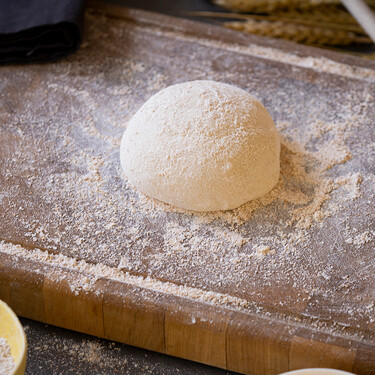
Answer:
120, 80, 280, 211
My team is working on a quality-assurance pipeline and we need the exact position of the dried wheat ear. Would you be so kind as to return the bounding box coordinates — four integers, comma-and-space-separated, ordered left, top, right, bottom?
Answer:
206, 0, 374, 46
225, 19, 370, 46
212, 0, 375, 13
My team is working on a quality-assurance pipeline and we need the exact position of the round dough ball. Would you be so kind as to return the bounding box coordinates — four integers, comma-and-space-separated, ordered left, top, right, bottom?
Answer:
120, 80, 280, 212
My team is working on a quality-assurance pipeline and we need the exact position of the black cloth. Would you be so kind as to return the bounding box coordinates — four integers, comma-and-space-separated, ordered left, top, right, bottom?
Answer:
0, 0, 85, 64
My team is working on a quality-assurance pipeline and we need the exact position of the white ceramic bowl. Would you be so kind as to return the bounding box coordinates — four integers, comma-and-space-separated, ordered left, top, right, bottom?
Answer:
280, 369, 355, 375
0, 300, 27, 375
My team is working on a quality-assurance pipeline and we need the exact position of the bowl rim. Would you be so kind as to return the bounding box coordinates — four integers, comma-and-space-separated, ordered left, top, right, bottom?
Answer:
279, 369, 355, 375
0, 300, 27, 375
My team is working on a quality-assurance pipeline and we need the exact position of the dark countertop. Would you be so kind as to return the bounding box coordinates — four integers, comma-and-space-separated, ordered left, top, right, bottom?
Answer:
21, 318, 237, 375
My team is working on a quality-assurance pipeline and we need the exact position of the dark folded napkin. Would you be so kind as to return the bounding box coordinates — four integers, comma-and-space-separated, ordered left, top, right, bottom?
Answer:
0, 0, 85, 64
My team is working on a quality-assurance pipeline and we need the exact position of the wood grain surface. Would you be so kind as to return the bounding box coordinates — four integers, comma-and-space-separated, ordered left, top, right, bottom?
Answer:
0, 3, 375, 374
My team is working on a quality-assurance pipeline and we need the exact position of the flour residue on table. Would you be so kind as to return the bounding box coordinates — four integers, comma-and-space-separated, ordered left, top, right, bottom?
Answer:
0, 337, 15, 375
0, 11, 374, 341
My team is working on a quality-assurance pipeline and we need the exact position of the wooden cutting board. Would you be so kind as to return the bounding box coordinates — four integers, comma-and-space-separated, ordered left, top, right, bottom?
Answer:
1, 3, 374, 374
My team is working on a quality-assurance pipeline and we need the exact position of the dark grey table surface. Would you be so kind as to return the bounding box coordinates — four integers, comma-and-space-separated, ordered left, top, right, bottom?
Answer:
21, 318, 236, 375
21, 2, 238, 374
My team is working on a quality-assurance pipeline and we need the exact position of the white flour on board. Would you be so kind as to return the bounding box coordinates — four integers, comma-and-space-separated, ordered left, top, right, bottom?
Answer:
0, 11, 374, 343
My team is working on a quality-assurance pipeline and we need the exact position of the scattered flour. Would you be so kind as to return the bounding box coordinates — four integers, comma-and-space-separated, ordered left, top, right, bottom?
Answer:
253, 244, 275, 258
0, 10, 374, 344
0, 338, 15, 375
97, 8, 375, 82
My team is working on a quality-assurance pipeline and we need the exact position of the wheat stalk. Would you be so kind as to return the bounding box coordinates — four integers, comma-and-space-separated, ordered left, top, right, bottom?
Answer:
212, 0, 339, 13
190, 11, 365, 34
225, 19, 371, 45
213, 0, 375, 13
274, 6, 358, 24
206, 0, 375, 47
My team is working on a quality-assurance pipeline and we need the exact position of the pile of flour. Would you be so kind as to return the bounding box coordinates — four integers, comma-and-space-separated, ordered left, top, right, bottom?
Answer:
0, 337, 15, 375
